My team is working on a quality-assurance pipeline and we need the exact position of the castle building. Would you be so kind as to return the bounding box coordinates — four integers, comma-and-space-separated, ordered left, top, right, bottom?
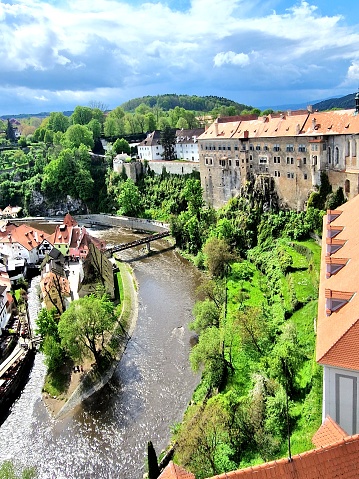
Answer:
199, 101, 359, 210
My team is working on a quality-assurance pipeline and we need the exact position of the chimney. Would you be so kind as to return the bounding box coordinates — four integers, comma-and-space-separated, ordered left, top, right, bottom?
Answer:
312, 118, 317, 129
307, 105, 313, 113
214, 118, 219, 136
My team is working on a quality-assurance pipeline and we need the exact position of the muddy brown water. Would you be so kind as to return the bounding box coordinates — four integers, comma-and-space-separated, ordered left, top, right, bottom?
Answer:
0, 226, 202, 478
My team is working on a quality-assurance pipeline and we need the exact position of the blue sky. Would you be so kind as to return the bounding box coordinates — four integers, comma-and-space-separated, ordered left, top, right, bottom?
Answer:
1, 0, 359, 115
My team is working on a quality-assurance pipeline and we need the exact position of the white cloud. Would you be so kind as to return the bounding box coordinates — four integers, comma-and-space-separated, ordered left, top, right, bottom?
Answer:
1, 0, 359, 114
213, 51, 250, 67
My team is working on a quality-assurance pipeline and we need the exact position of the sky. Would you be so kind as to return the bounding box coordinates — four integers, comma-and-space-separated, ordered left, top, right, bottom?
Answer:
1, 0, 359, 115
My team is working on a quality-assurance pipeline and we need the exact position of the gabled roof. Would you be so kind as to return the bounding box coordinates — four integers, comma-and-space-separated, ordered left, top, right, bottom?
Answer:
312, 415, 348, 448
301, 109, 359, 136
138, 130, 162, 147
0, 223, 48, 251
316, 194, 359, 369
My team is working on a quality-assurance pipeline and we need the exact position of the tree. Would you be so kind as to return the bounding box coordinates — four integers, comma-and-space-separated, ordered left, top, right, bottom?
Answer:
176, 117, 189, 129
203, 237, 236, 278
63, 124, 94, 149
147, 441, 160, 479
58, 293, 117, 367
71, 106, 93, 125
113, 138, 131, 155
87, 119, 102, 140
48, 112, 69, 133
160, 126, 176, 160
6, 120, 16, 142
117, 179, 142, 217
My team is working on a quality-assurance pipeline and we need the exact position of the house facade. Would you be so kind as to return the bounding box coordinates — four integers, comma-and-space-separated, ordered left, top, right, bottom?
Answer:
137, 128, 204, 162
316, 195, 359, 435
199, 103, 359, 209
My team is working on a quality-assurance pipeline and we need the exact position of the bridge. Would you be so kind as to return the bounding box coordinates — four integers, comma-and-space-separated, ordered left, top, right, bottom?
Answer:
105, 230, 171, 256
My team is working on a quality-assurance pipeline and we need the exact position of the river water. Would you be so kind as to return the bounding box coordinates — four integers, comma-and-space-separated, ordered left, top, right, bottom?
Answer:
0, 226, 202, 478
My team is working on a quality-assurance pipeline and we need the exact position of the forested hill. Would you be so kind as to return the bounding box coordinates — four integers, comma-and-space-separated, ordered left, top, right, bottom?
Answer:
120, 94, 252, 112
312, 92, 357, 111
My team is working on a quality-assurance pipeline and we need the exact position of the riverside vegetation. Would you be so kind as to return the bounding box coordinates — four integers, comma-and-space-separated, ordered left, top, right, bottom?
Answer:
0, 101, 347, 478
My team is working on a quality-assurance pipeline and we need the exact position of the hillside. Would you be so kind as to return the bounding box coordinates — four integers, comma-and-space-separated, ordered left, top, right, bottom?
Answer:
120, 94, 253, 112
312, 92, 356, 111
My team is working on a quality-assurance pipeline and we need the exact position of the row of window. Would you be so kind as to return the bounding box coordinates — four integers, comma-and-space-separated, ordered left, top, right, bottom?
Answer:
273, 171, 309, 180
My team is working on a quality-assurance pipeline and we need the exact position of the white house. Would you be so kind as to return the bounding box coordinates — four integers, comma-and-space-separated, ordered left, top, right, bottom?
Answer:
175, 128, 204, 162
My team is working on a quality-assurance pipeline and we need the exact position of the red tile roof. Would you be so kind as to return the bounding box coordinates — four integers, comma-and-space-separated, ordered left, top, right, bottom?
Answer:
208, 435, 359, 478
316, 194, 359, 369
312, 416, 348, 448
0, 223, 48, 251
159, 461, 195, 479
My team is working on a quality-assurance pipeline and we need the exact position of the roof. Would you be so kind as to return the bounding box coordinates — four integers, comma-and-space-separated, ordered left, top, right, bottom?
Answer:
175, 128, 205, 144
207, 435, 359, 479
0, 223, 48, 251
316, 194, 359, 369
312, 415, 348, 447
159, 461, 195, 479
198, 109, 359, 142
138, 130, 162, 147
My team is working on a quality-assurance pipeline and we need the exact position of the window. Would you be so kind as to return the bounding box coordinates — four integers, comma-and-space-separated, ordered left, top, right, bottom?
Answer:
274, 170, 281, 177
235, 160, 239, 167
228, 160, 232, 166
303, 157, 307, 165
219, 159, 226, 167
287, 172, 291, 178
311, 144, 318, 151
298, 145, 306, 152
304, 173, 308, 180
286, 157, 290, 164
345, 179, 350, 193
218, 145, 222, 150
264, 145, 268, 151
256, 145, 261, 151
286, 144, 294, 152
274, 156, 281, 164
335, 147, 339, 165
227, 146, 231, 150
273, 144, 280, 152
234, 146, 239, 151
259, 157, 268, 164
249, 144, 254, 151
291, 157, 294, 164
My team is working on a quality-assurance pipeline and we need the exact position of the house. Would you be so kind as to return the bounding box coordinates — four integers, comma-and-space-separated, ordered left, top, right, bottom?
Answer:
0, 223, 49, 268
198, 98, 359, 209
137, 128, 204, 162
175, 128, 204, 162
0, 285, 11, 335
40, 250, 71, 314
316, 194, 359, 435
159, 417, 359, 478
137, 130, 163, 161
48, 214, 106, 260
0, 206, 22, 219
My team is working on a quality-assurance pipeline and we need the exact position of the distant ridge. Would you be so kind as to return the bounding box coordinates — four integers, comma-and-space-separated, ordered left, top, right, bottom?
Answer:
312, 92, 356, 111
120, 94, 252, 112
0, 111, 73, 120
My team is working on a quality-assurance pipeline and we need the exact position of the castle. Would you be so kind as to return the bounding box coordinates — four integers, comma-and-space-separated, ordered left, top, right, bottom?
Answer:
198, 94, 359, 210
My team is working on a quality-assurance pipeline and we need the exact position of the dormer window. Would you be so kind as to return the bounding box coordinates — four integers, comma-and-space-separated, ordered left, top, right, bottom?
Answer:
325, 289, 354, 315
325, 257, 348, 277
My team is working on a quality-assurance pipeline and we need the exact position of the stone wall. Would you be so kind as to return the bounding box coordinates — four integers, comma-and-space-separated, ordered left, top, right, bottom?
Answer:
146, 160, 199, 176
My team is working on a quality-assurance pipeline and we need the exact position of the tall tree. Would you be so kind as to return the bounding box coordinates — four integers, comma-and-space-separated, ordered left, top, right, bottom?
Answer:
58, 293, 117, 367
160, 126, 176, 160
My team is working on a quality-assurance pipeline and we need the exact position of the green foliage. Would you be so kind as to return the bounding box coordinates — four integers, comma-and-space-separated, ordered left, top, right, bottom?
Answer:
0, 461, 37, 479
117, 179, 142, 217
58, 292, 117, 366
62, 124, 94, 149
113, 138, 131, 155
203, 237, 236, 278
160, 126, 176, 160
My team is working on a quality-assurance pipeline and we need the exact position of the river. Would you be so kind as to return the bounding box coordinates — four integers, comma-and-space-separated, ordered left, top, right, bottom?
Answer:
0, 226, 202, 478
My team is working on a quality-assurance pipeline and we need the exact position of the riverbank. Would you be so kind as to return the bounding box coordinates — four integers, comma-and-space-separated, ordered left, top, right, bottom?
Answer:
43, 259, 139, 418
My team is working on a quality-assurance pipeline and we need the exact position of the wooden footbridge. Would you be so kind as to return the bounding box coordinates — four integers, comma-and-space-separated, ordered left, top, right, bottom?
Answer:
105, 230, 170, 256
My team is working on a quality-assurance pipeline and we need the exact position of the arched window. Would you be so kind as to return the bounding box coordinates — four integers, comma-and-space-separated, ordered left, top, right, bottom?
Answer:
328, 146, 331, 164
335, 147, 339, 165
345, 179, 350, 193
347, 140, 351, 156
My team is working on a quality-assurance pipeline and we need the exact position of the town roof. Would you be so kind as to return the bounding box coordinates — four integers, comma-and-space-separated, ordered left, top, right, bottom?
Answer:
301, 109, 359, 136
0, 223, 48, 251
138, 130, 162, 147
175, 128, 205, 144
198, 109, 359, 142
207, 435, 359, 479
63, 213, 78, 227
316, 194, 359, 369
159, 431, 359, 479
312, 415, 348, 448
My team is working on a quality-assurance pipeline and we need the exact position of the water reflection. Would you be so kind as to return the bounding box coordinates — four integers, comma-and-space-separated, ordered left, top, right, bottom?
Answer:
0, 227, 201, 478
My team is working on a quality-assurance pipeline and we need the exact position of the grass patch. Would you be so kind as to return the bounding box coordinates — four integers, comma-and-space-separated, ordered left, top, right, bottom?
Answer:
43, 367, 71, 397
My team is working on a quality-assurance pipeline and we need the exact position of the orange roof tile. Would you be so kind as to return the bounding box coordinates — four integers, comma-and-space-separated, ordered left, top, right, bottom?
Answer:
205, 434, 359, 479
312, 416, 348, 447
317, 194, 359, 368
0, 223, 48, 250
159, 461, 195, 479
301, 109, 359, 136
